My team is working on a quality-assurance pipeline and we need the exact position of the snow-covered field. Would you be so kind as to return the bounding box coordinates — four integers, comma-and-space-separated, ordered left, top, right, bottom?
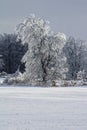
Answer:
0, 86, 87, 130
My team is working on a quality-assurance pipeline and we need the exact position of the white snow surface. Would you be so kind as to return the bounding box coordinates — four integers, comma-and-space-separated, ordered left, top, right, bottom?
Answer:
0, 86, 87, 130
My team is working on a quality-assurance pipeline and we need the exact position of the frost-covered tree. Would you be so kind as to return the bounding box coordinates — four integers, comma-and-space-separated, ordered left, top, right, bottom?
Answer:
44, 34, 67, 83
64, 36, 87, 80
16, 15, 67, 86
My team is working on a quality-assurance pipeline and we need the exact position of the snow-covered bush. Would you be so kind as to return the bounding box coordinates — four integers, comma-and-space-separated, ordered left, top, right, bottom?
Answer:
16, 15, 67, 86
0, 71, 7, 77
4, 70, 24, 85
77, 70, 87, 81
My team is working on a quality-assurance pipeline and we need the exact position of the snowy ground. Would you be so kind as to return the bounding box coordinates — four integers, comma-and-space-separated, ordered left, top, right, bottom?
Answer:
0, 86, 87, 130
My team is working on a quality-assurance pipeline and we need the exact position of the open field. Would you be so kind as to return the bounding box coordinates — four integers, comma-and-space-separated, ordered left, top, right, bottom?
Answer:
0, 86, 87, 130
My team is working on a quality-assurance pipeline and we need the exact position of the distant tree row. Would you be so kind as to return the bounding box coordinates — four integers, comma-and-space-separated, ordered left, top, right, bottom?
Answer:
0, 33, 28, 74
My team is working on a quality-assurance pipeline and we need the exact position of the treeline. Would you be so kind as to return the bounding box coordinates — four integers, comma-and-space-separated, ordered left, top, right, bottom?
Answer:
0, 15, 87, 85
0, 33, 87, 81
0, 33, 28, 74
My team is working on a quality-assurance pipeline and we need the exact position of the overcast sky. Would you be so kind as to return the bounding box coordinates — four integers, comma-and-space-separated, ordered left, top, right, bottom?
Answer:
0, 0, 87, 39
